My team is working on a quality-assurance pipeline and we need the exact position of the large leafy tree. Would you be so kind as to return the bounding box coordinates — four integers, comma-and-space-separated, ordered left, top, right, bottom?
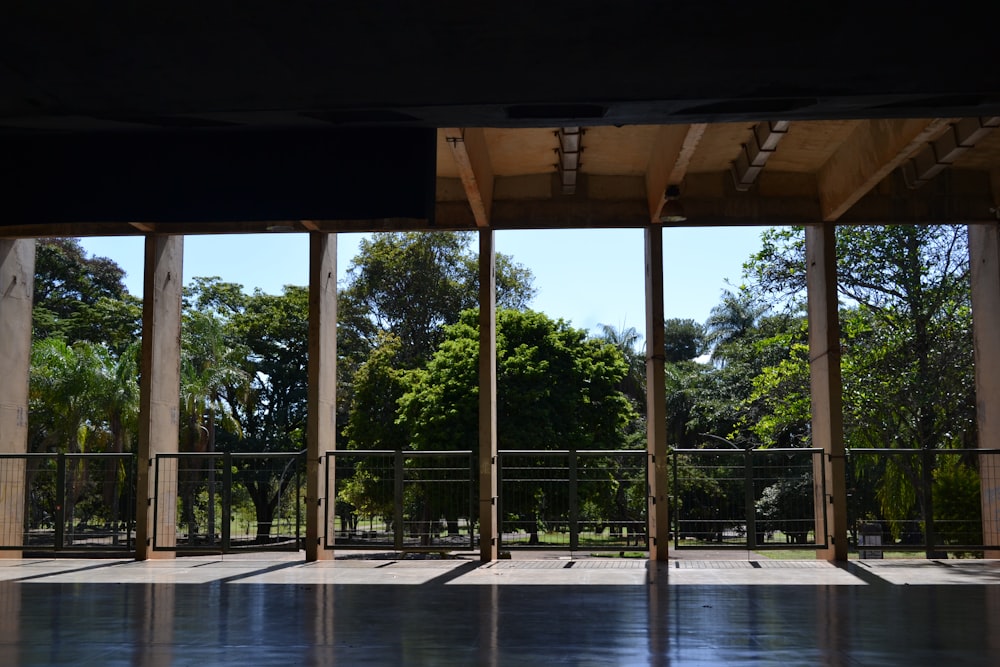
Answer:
396, 309, 637, 543
181, 278, 308, 542
33, 238, 141, 351
219, 285, 310, 541
664, 318, 707, 363
399, 309, 635, 452
339, 231, 535, 369
339, 231, 535, 451
745, 225, 975, 542
746, 225, 974, 453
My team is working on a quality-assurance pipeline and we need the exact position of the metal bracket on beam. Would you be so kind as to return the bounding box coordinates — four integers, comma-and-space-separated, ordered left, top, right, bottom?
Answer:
902, 117, 1000, 189
730, 121, 790, 191
555, 127, 583, 195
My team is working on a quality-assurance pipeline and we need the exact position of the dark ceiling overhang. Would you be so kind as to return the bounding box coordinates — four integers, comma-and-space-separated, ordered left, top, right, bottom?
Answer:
2, 3, 999, 233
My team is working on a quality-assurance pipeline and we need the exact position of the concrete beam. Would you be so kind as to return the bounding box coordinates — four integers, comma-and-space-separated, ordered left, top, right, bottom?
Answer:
444, 128, 495, 228
805, 224, 848, 561
644, 226, 669, 561
479, 230, 498, 561
818, 118, 953, 222
969, 222, 1000, 557
306, 232, 338, 561
645, 124, 704, 222
0, 239, 34, 556
135, 235, 184, 560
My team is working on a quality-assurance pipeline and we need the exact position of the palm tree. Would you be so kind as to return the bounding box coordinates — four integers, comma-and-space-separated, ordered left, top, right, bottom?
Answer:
596, 323, 646, 414
180, 310, 250, 543
30, 338, 137, 542
705, 289, 768, 365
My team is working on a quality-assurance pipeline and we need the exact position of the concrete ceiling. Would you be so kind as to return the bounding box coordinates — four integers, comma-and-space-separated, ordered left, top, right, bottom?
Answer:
2, 3, 999, 236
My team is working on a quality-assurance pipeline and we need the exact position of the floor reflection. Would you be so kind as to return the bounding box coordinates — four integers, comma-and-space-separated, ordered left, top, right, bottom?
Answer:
1, 564, 999, 665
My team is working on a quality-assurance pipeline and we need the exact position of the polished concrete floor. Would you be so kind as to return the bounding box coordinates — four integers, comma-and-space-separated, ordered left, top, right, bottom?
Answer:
1, 553, 999, 666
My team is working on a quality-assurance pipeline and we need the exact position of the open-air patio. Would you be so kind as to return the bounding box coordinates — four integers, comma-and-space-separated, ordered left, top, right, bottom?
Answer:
2, 552, 999, 666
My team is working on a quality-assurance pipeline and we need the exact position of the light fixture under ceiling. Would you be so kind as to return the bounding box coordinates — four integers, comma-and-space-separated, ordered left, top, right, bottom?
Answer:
659, 184, 687, 223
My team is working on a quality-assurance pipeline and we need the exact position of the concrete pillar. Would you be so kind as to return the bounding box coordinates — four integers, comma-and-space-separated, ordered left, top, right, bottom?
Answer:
968, 222, 1000, 558
479, 229, 499, 561
306, 232, 337, 561
805, 223, 848, 561
0, 239, 34, 557
135, 236, 183, 560
644, 226, 669, 561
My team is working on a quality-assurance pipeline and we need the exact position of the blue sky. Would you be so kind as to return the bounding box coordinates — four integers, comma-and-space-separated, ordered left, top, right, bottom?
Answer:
78, 226, 767, 337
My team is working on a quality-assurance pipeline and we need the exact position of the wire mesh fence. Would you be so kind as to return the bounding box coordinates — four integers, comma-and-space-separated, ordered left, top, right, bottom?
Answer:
11, 445, 997, 558
153, 451, 305, 552
671, 447, 825, 550
846, 448, 1000, 556
498, 450, 648, 551
0, 452, 135, 552
329, 450, 475, 550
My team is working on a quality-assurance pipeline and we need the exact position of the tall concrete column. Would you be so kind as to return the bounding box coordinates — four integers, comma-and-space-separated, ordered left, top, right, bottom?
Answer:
805, 223, 848, 561
644, 226, 669, 561
306, 232, 337, 561
135, 236, 183, 560
0, 239, 34, 557
968, 222, 1000, 558
479, 229, 498, 561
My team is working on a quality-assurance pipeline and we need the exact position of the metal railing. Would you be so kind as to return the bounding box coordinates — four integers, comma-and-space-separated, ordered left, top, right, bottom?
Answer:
153, 451, 305, 552
498, 450, 648, 551
327, 450, 476, 551
671, 447, 826, 550
846, 448, 1000, 555
0, 452, 135, 552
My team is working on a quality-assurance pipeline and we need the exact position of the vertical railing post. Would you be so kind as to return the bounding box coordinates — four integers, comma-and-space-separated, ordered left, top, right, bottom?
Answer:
222, 451, 232, 551
150, 457, 159, 551
495, 452, 503, 552
469, 451, 476, 549
394, 449, 405, 551
296, 452, 303, 550
54, 453, 66, 550
111, 456, 121, 547
922, 447, 937, 558
744, 447, 757, 550
820, 450, 829, 548
671, 450, 678, 549
569, 449, 579, 551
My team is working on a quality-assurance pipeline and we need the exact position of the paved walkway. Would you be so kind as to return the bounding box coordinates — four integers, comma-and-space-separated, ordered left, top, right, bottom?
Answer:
2, 554, 999, 665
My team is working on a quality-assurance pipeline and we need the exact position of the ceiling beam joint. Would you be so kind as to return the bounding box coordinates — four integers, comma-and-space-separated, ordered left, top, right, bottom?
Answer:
443, 128, 494, 228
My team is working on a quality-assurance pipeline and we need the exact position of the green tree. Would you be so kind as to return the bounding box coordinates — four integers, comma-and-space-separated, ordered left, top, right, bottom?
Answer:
664, 318, 706, 363
596, 323, 646, 416
221, 285, 310, 542
398, 309, 637, 543
179, 308, 251, 542
338, 231, 535, 453
338, 231, 535, 369
33, 238, 141, 351
705, 289, 769, 365
746, 225, 975, 549
29, 337, 140, 533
